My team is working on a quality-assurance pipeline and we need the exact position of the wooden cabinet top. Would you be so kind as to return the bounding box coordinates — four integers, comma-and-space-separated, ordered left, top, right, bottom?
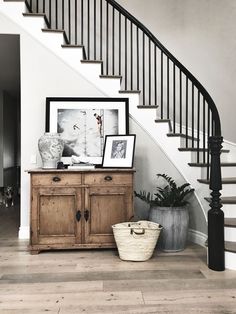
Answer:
27, 168, 135, 174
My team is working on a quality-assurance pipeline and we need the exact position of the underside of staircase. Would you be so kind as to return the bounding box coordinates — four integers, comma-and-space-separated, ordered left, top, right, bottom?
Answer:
1, 0, 236, 270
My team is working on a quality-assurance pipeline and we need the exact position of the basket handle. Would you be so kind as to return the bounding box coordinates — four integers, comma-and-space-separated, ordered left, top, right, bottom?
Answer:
130, 228, 145, 235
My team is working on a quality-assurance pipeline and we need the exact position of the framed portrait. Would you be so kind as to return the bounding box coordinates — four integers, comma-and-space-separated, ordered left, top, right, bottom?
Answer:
102, 134, 136, 168
45, 97, 129, 165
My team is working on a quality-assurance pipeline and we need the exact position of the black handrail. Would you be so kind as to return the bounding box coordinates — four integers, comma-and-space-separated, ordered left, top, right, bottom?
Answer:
23, 0, 224, 271
106, 0, 221, 136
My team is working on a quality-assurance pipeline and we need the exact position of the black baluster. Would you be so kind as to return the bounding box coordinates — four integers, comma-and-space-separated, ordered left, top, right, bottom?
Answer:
143, 32, 145, 106
100, 0, 103, 62
197, 91, 200, 163
118, 12, 121, 76
154, 45, 157, 108
106, 1, 109, 74
173, 64, 176, 132
137, 27, 139, 90
203, 98, 206, 163
87, 0, 90, 58
68, 0, 71, 43
167, 57, 169, 118
148, 38, 151, 105
81, 0, 84, 45
112, 7, 115, 75
161, 51, 163, 118
207, 106, 211, 179
180, 70, 182, 133
55, 0, 58, 29
131, 22, 133, 90
49, 0, 51, 27
185, 77, 188, 147
94, 0, 96, 59
62, 0, 64, 30
192, 83, 195, 147
75, 0, 77, 45
124, 17, 127, 89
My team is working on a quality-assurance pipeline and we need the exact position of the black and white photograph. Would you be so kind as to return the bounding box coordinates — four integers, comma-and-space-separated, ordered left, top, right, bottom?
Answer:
46, 97, 129, 164
110, 140, 127, 159
102, 134, 136, 168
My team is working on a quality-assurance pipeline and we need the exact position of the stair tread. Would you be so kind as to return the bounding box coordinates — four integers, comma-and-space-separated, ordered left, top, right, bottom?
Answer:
190, 162, 236, 167
225, 241, 236, 253
225, 218, 236, 227
42, 28, 65, 33
155, 119, 171, 123
205, 196, 236, 204
23, 13, 46, 17
137, 105, 159, 109
199, 177, 236, 184
61, 44, 84, 48
167, 133, 198, 140
179, 148, 229, 153
81, 60, 103, 64
119, 90, 141, 94
99, 75, 122, 79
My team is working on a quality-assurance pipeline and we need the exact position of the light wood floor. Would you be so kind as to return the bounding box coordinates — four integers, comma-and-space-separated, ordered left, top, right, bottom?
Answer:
1, 205, 236, 313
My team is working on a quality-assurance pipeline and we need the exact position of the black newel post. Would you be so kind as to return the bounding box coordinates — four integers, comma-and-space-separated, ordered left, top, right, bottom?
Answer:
208, 136, 225, 271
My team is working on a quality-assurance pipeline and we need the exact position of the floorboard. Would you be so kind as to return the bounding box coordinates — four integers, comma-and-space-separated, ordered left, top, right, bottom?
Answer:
1, 203, 236, 313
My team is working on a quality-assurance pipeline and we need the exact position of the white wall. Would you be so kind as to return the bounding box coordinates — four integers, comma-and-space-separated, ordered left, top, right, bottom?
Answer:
117, 0, 236, 144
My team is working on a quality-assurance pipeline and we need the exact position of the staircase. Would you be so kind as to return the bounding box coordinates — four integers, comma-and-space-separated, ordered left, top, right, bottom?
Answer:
1, 0, 236, 270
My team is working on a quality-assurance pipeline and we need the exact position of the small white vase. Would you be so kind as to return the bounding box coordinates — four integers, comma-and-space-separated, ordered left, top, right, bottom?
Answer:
38, 132, 64, 169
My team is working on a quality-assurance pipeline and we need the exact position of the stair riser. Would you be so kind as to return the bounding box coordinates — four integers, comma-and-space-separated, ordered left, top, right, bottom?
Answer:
225, 227, 236, 242
190, 152, 228, 163
200, 167, 236, 179
225, 251, 236, 270
221, 185, 236, 197
222, 204, 236, 218
22, 16, 46, 30
180, 137, 199, 148
61, 48, 84, 63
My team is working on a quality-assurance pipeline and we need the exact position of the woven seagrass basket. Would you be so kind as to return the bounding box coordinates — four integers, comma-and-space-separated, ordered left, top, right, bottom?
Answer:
112, 220, 162, 261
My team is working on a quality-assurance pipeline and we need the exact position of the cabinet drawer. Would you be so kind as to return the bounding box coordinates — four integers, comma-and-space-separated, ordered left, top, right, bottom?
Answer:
84, 173, 132, 185
31, 173, 82, 186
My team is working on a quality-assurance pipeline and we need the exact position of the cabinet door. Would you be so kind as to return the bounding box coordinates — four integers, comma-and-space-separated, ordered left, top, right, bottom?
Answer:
31, 187, 82, 246
84, 186, 133, 245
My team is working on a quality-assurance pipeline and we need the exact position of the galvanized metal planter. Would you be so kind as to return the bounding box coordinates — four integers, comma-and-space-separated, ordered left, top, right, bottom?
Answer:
149, 205, 189, 252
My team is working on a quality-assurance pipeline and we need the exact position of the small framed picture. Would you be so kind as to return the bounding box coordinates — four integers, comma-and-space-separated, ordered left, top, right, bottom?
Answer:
102, 135, 136, 168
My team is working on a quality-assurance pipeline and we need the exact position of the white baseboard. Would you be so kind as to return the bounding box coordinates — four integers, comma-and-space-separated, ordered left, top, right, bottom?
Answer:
188, 229, 207, 247
225, 251, 236, 270
18, 226, 30, 239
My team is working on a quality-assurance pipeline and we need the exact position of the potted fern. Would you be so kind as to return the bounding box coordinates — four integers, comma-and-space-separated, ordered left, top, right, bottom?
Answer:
134, 174, 194, 252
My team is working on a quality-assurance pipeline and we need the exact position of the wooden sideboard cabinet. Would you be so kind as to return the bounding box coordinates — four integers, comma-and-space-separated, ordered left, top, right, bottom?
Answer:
28, 168, 135, 254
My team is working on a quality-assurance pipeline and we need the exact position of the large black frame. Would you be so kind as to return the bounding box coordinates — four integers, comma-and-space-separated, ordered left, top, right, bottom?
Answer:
45, 97, 129, 164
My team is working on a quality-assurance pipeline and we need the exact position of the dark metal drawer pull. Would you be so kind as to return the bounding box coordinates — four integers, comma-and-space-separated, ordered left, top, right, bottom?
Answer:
84, 210, 89, 221
76, 210, 81, 222
104, 175, 112, 181
52, 176, 61, 182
